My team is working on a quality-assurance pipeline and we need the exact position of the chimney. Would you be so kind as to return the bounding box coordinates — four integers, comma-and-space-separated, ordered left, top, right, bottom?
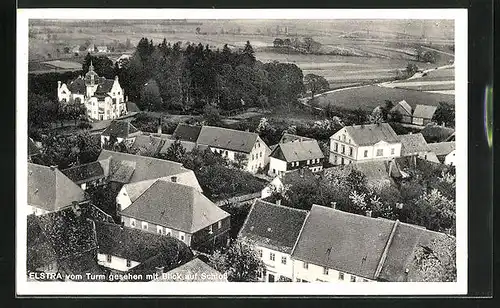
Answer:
171, 176, 177, 183
157, 118, 162, 135
365, 209, 372, 217
49, 165, 57, 171
126, 95, 129, 102
57, 81, 61, 92
276, 199, 281, 206
155, 266, 164, 277
330, 201, 337, 209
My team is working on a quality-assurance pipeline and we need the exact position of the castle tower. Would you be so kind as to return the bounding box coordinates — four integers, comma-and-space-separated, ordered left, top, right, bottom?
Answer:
85, 60, 99, 97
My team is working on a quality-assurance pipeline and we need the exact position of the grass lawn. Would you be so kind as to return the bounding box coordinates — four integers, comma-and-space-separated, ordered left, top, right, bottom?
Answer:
315, 85, 454, 112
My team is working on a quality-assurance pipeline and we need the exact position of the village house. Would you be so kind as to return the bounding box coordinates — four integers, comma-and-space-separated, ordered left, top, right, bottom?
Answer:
61, 159, 110, 190
95, 221, 193, 279
291, 204, 449, 282
118, 179, 230, 251
238, 199, 309, 282
329, 123, 401, 165
278, 133, 314, 144
421, 123, 455, 143
412, 104, 438, 126
196, 126, 271, 174
268, 137, 324, 177
100, 121, 142, 147
97, 45, 109, 53
261, 168, 317, 199
397, 133, 433, 166
427, 141, 456, 166
153, 258, 228, 282
389, 100, 413, 124
28, 163, 87, 216
159, 123, 201, 154
57, 61, 127, 121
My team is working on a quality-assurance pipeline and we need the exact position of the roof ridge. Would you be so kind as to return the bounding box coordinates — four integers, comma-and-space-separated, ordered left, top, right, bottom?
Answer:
101, 149, 185, 167
374, 219, 400, 279
237, 201, 257, 239
202, 125, 259, 136
256, 199, 309, 213
122, 179, 161, 214
290, 211, 310, 257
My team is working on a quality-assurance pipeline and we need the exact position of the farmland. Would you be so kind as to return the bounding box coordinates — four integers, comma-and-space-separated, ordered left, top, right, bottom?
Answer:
313, 85, 454, 112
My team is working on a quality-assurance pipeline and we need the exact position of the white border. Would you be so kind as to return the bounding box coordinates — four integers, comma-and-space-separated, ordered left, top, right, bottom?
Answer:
16, 8, 468, 296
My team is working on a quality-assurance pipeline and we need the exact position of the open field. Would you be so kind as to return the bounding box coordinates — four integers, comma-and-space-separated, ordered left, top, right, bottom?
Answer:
314, 85, 454, 112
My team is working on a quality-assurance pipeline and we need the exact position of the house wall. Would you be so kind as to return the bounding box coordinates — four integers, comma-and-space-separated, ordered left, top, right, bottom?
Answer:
190, 216, 231, 252
58, 83, 71, 103
28, 205, 50, 216
116, 186, 133, 211
97, 253, 140, 272
121, 215, 193, 246
261, 177, 284, 199
444, 150, 456, 166
292, 259, 372, 283
256, 246, 294, 282
268, 157, 288, 177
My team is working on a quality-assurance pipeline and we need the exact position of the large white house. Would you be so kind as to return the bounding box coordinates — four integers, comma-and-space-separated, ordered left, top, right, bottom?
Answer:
329, 123, 402, 165
57, 61, 127, 121
196, 126, 271, 174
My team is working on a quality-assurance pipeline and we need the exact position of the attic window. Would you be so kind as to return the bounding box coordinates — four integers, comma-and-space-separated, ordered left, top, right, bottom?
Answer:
171, 176, 177, 183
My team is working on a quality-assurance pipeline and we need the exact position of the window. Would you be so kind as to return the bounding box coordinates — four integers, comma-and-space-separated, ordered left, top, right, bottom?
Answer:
126, 259, 131, 267
270, 252, 275, 261
281, 256, 287, 265
260, 152, 262, 158
363, 279, 369, 282
303, 262, 309, 269
349, 147, 353, 156
391, 148, 395, 155
323, 267, 329, 275
376, 149, 383, 156
208, 225, 213, 233
252, 154, 254, 160
334, 142, 338, 152
165, 228, 171, 236
364, 150, 368, 158
258, 249, 263, 258
130, 219, 136, 227
342, 134, 346, 141
106, 255, 112, 263
306, 159, 310, 165
341, 145, 345, 154
157, 226, 163, 234
141, 221, 148, 230
218, 220, 222, 229
224, 150, 228, 157
350, 275, 356, 282
179, 232, 185, 241
338, 272, 344, 280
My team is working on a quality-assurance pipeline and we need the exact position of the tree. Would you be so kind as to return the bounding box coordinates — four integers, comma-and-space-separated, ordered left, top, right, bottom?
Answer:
233, 153, 248, 170
203, 104, 221, 126
163, 139, 186, 163
381, 100, 394, 121
405, 63, 419, 78
39, 132, 100, 169
413, 235, 456, 282
433, 102, 455, 127
304, 73, 329, 99
242, 41, 256, 66
140, 80, 163, 111
273, 38, 284, 47
352, 107, 368, 125
209, 239, 265, 282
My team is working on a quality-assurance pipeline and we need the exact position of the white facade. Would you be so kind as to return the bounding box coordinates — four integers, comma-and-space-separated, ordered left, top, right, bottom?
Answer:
444, 150, 456, 166
293, 259, 372, 283
261, 176, 284, 199
97, 253, 140, 272
329, 128, 401, 165
28, 205, 50, 216
256, 246, 294, 282
100, 135, 137, 147
268, 157, 288, 177
210, 136, 269, 174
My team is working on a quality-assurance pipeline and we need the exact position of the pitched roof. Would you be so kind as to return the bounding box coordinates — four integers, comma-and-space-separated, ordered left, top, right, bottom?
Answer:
172, 124, 203, 142
421, 124, 455, 142
292, 205, 395, 280
130, 134, 165, 156
398, 133, 430, 156
154, 258, 227, 282
160, 139, 197, 154
97, 150, 189, 184
28, 163, 87, 212
390, 100, 412, 116
126, 101, 141, 112
279, 133, 313, 144
270, 140, 324, 162
427, 142, 456, 156
413, 104, 438, 119
95, 78, 115, 94
282, 168, 317, 184
342, 123, 400, 146
61, 159, 110, 185
67, 76, 86, 94
28, 138, 40, 157
239, 200, 308, 254
120, 180, 229, 233
196, 126, 260, 153
95, 221, 192, 264
101, 121, 141, 139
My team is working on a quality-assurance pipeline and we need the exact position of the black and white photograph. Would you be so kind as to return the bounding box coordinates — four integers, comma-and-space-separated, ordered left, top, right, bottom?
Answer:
16, 9, 467, 296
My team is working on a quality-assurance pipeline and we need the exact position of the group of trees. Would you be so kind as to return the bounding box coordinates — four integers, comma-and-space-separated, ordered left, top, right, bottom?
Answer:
432, 102, 455, 128
273, 36, 322, 54
108, 38, 304, 113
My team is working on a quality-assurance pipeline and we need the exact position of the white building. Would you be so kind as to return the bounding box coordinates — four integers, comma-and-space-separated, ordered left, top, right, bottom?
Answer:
57, 61, 127, 121
100, 121, 142, 147
329, 123, 402, 165
196, 126, 271, 174
239, 199, 309, 282
268, 136, 324, 177
427, 141, 456, 166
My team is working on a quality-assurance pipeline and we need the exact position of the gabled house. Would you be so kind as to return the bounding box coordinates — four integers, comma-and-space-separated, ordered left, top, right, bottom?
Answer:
95, 221, 193, 278
100, 121, 142, 147
329, 123, 401, 165
118, 180, 230, 251
238, 199, 309, 282
291, 204, 449, 282
412, 104, 438, 126
153, 258, 228, 282
421, 123, 455, 143
268, 139, 324, 177
427, 141, 456, 166
27, 207, 107, 281
61, 159, 110, 190
389, 100, 413, 124
129, 134, 165, 157
196, 126, 271, 174
397, 133, 432, 166
28, 163, 87, 216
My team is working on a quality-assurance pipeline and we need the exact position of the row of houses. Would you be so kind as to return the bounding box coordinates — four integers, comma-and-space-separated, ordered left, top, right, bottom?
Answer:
239, 199, 449, 283
389, 100, 439, 126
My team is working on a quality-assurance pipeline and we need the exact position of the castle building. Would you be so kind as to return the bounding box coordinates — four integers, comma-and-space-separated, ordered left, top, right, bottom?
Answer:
57, 61, 127, 121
